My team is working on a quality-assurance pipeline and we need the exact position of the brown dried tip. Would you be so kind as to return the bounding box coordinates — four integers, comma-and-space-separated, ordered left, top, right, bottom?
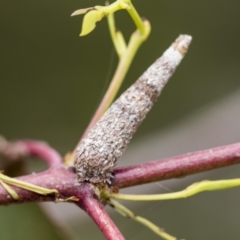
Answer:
74, 35, 192, 185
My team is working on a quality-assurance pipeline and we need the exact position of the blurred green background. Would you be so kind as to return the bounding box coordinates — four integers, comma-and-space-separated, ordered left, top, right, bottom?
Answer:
1, 0, 240, 239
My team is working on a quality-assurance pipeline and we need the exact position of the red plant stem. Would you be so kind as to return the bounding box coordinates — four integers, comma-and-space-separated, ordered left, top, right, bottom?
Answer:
0, 140, 62, 168
0, 168, 124, 239
113, 142, 240, 188
0, 142, 240, 239
77, 183, 125, 240
23, 141, 62, 167
1, 142, 240, 204
0, 167, 76, 204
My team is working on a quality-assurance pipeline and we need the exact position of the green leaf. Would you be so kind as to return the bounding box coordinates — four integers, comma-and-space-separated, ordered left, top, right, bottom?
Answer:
71, 1, 131, 37
80, 10, 104, 36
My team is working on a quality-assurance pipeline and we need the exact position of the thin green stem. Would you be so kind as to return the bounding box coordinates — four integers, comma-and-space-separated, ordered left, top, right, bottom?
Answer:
79, 35, 138, 138
108, 11, 127, 57
126, 1, 145, 34
82, 22, 150, 136
106, 179, 240, 201
0, 180, 19, 200
110, 199, 176, 240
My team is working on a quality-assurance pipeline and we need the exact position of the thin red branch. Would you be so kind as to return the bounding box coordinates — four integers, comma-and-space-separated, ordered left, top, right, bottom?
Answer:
113, 142, 240, 188
77, 183, 125, 240
23, 141, 63, 167
0, 139, 62, 168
